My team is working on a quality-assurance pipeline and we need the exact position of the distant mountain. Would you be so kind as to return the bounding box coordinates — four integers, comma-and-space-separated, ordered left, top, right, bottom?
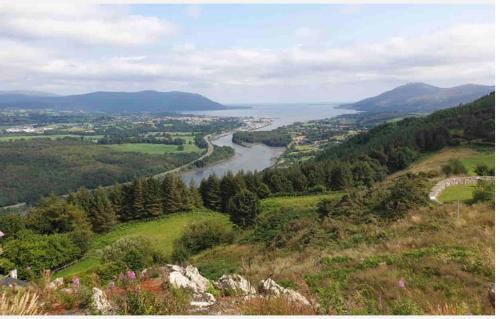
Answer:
343, 82, 494, 113
0, 90, 225, 113
0, 90, 58, 97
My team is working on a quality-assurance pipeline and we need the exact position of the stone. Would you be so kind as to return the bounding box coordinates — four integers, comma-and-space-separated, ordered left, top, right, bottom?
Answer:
49, 277, 64, 290
168, 271, 199, 292
185, 265, 211, 292
258, 278, 311, 306
190, 292, 216, 308
91, 287, 113, 315
215, 274, 256, 296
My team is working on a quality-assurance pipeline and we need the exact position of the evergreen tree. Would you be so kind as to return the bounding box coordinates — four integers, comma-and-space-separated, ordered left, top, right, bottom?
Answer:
132, 178, 146, 219
189, 180, 204, 208
199, 174, 222, 211
227, 190, 260, 228
88, 187, 116, 233
219, 172, 246, 213
161, 174, 183, 213
144, 178, 162, 218
108, 184, 125, 220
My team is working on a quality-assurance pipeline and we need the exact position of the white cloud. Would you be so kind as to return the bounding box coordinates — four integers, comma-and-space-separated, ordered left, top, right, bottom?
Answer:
0, 4, 177, 46
0, 21, 493, 101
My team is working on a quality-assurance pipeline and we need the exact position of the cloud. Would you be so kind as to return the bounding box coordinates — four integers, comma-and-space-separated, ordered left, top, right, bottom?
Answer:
0, 20, 493, 100
0, 4, 177, 46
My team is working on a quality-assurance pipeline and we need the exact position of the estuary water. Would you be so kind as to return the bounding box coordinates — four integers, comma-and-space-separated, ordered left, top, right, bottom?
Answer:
180, 103, 356, 185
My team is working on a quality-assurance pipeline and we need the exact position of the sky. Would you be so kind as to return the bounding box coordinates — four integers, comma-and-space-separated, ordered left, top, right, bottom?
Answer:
0, 4, 494, 103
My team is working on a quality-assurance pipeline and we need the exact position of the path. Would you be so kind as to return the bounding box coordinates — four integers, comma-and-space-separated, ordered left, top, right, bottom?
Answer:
429, 176, 494, 203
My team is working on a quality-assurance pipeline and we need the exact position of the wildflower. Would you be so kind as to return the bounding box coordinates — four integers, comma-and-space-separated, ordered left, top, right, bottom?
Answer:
398, 278, 405, 288
72, 277, 80, 288
127, 270, 136, 280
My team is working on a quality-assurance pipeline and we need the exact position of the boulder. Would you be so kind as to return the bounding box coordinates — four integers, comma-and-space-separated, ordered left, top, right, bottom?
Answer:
259, 278, 311, 306
215, 274, 256, 296
49, 277, 64, 290
91, 287, 113, 315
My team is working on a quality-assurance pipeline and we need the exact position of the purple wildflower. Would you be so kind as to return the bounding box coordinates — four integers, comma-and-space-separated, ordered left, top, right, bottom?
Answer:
398, 278, 405, 288
127, 270, 136, 280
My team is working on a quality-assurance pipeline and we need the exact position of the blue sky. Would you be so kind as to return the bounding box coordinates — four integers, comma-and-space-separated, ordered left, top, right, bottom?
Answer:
0, 4, 494, 103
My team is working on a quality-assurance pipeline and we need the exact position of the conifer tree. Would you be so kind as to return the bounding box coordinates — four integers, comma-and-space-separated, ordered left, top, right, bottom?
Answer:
199, 174, 222, 211
189, 180, 203, 208
161, 174, 182, 213
132, 178, 146, 219
144, 178, 162, 217
88, 187, 116, 233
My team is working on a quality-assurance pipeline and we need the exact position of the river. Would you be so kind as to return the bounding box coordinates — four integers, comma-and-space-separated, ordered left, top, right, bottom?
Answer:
180, 103, 356, 185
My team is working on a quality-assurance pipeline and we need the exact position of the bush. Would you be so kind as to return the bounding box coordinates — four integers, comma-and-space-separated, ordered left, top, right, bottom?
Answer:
441, 160, 467, 176
0, 214, 26, 239
2, 231, 82, 279
474, 164, 494, 176
472, 180, 494, 203
381, 174, 428, 219
172, 219, 234, 262
227, 190, 261, 228
101, 236, 160, 271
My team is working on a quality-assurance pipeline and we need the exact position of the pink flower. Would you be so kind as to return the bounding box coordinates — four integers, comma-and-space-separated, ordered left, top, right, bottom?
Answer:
72, 277, 80, 288
127, 271, 136, 280
398, 278, 405, 288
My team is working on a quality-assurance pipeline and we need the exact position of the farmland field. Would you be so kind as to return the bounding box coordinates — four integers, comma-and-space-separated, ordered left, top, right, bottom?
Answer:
104, 142, 203, 155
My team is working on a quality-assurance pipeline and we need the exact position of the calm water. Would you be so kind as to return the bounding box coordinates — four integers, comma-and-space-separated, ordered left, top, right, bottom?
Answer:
180, 103, 356, 185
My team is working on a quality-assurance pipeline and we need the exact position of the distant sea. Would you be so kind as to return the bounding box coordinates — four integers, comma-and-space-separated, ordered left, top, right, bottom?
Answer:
183, 103, 357, 130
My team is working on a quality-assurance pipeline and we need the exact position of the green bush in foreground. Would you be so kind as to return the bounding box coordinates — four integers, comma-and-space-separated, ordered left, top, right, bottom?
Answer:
172, 219, 234, 262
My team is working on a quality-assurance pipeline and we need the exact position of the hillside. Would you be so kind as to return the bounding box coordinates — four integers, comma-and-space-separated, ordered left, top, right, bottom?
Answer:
343, 82, 494, 113
0, 90, 225, 113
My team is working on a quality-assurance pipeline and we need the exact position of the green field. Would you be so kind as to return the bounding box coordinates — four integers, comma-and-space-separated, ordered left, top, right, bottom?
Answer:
261, 191, 344, 212
56, 211, 229, 278
0, 134, 102, 141
104, 142, 202, 155
460, 153, 495, 175
438, 184, 476, 203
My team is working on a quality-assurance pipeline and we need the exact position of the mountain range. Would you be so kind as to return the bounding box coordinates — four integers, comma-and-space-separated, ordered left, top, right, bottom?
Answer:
343, 83, 494, 113
0, 90, 225, 113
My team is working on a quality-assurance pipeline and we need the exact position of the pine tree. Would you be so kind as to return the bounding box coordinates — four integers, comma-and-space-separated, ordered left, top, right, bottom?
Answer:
161, 174, 182, 213
88, 188, 116, 233
108, 184, 124, 220
189, 180, 203, 208
200, 174, 222, 211
132, 178, 146, 219
219, 172, 246, 213
144, 178, 162, 218
227, 190, 260, 228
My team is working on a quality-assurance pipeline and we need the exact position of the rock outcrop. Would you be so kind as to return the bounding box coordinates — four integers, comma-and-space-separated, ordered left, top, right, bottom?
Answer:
91, 287, 113, 315
258, 278, 311, 306
158, 264, 215, 308
215, 274, 256, 296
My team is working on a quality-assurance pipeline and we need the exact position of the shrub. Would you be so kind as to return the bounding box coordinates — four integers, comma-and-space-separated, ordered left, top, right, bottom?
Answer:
441, 160, 467, 176
474, 164, 493, 176
472, 180, 494, 203
0, 214, 26, 239
3, 231, 81, 279
227, 190, 261, 228
101, 236, 159, 271
172, 219, 234, 262
381, 174, 428, 219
